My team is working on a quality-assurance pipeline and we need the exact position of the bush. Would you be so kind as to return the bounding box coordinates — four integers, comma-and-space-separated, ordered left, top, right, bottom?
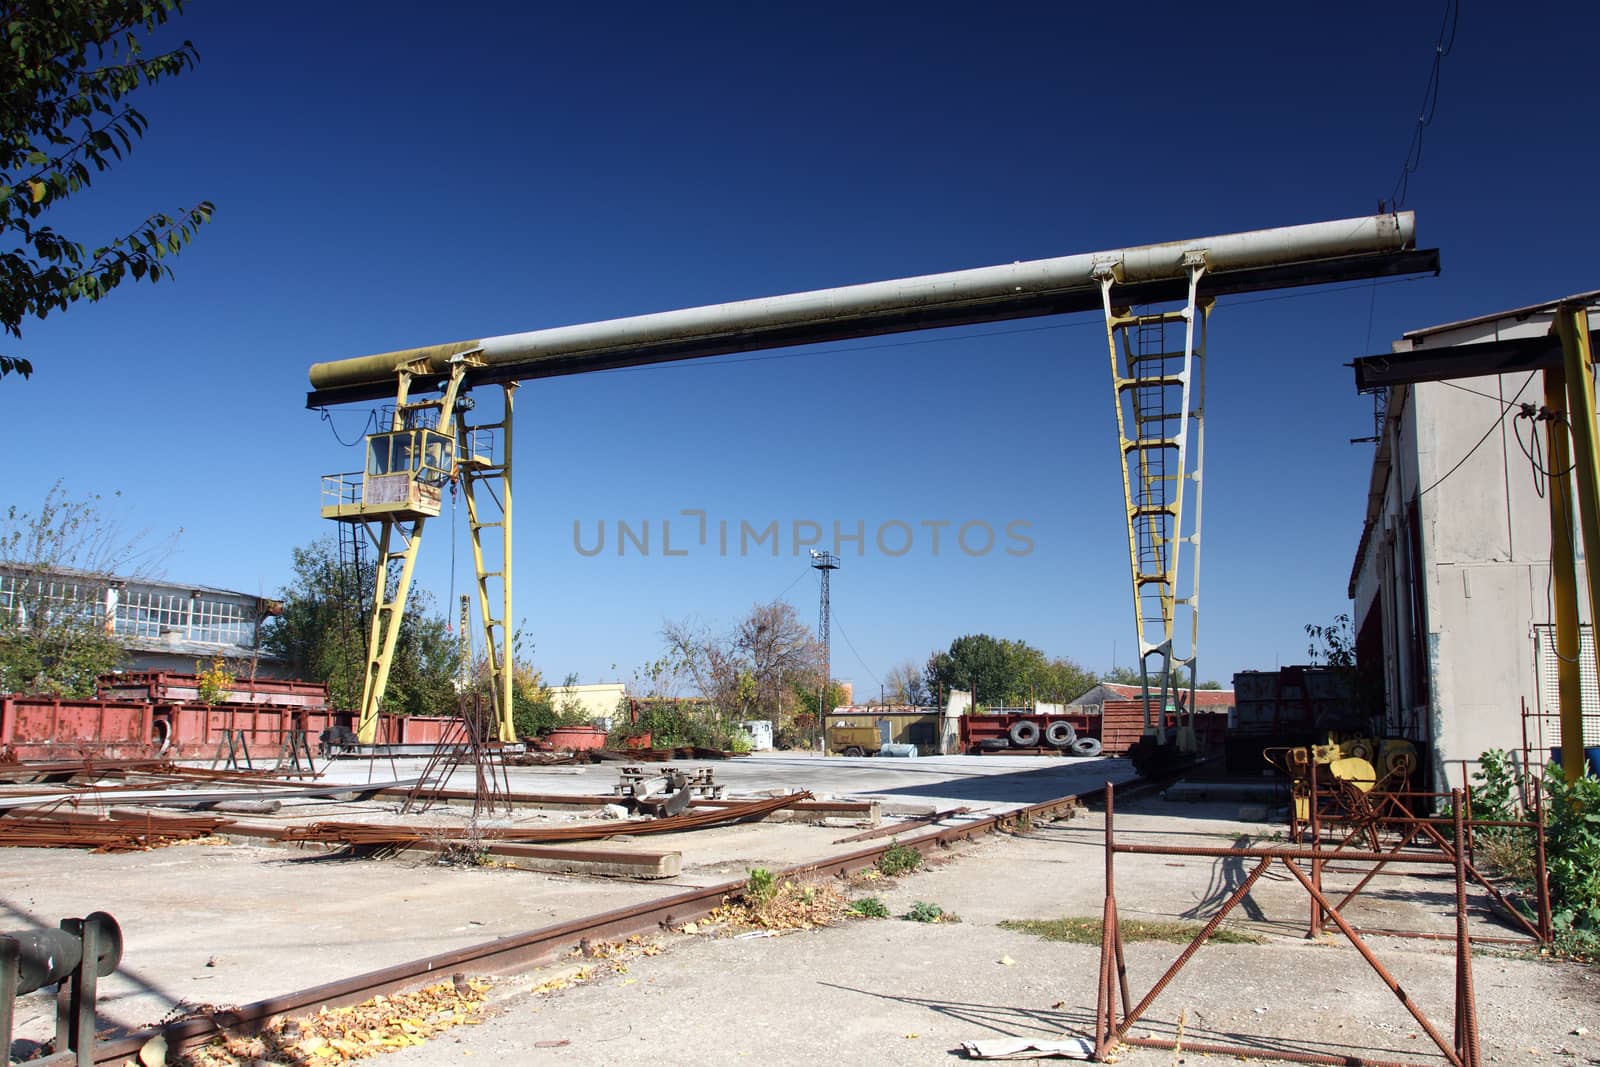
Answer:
1467, 750, 1600, 947
877, 841, 922, 877
848, 897, 890, 918
1544, 769, 1600, 933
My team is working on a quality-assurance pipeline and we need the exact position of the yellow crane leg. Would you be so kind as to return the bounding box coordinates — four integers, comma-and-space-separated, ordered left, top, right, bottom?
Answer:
1543, 365, 1583, 784
1554, 305, 1600, 783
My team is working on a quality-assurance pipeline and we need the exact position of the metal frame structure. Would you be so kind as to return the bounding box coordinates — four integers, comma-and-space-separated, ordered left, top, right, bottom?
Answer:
321, 358, 522, 743
1096, 256, 1209, 743
1094, 783, 1484, 1067
311, 214, 1432, 750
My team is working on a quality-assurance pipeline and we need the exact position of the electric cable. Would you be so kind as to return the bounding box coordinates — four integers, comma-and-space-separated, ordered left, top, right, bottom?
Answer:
829, 607, 881, 690
1418, 371, 1534, 496
318, 407, 379, 447
1387, 0, 1461, 211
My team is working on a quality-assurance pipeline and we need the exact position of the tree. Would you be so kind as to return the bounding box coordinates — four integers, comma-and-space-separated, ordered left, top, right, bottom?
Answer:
659, 599, 822, 726
883, 659, 930, 705
924, 635, 1102, 708
1305, 613, 1355, 667
0, 480, 173, 695
259, 537, 460, 716
733, 600, 822, 717
1031, 655, 1097, 704
1, 1, 213, 381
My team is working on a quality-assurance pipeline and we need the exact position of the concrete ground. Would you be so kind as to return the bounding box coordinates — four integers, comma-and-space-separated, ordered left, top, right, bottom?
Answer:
374, 797, 1600, 1067
314, 749, 1142, 812
0, 752, 1133, 1052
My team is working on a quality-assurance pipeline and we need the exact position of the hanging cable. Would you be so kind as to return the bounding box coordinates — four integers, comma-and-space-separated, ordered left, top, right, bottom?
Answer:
1386, 0, 1461, 211
830, 608, 881, 690
318, 407, 379, 447
1419, 371, 1534, 496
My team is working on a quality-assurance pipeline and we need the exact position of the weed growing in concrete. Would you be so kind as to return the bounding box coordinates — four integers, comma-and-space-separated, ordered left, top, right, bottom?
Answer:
746, 866, 778, 907
848, 897, 890, 918
877, 841, 922, 877
999, 917, 1261, 944
904, 901, 958, 924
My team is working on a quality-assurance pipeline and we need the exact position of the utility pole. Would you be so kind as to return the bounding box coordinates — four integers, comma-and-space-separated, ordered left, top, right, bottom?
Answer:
810, 550, 839, 755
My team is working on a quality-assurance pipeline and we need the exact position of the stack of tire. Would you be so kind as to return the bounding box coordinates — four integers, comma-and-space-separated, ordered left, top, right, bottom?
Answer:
977, 718, 1101, 756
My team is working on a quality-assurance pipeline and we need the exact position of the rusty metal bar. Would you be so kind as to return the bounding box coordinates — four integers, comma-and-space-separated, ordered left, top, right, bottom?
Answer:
831, 806, 972, 844
281, 792, 811, 847
1095, 781, 1481, 1067
1279, 858, 1463, 1067
1115, 858, 1271, 1036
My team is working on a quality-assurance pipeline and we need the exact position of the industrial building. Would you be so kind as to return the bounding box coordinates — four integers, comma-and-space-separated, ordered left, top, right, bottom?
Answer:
1349, 292, 1600, 779
0, 564, 288, 678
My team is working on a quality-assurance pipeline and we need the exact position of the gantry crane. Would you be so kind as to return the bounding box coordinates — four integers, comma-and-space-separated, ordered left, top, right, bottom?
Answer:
309, 213, 1431, 752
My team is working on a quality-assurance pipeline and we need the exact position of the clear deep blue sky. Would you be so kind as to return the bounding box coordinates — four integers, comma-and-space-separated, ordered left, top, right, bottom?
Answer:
8, 2, 1597, 692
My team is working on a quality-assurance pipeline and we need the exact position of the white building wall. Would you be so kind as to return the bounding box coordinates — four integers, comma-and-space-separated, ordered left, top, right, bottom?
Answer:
1353, 299, 1600, 782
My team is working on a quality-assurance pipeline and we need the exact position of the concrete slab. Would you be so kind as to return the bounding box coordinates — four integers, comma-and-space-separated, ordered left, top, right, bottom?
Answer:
315, 750, 1140, 812
369, 794, 1600, 1067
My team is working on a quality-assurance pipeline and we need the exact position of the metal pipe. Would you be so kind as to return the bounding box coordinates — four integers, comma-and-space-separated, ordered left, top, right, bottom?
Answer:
307, 214, 1417, 399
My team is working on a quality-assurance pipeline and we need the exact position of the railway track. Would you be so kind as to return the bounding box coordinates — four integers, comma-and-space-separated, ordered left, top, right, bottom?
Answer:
87, 778, 1164, 1064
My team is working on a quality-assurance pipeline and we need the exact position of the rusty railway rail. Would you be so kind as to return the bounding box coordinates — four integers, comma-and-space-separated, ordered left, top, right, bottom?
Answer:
80, 779, 1122, 1063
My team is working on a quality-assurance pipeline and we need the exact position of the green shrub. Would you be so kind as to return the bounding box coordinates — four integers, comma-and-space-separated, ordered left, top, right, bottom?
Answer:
745, 867, 778, 907
1466, 750, 1600, 949
1544, 768, 1600, 933
877, 841, 922, 877
848, 896, 890, 918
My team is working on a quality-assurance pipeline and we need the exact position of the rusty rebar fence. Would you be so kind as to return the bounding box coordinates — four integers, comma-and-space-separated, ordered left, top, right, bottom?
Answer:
1093, 782, 1484, 1067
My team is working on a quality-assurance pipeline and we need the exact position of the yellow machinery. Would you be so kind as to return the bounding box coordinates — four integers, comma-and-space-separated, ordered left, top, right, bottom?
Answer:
319, 358, 517, 744
1275, 735, 1419, 824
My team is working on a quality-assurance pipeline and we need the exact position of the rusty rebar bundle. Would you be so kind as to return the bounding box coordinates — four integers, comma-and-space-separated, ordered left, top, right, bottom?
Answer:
0, 810, 232, 852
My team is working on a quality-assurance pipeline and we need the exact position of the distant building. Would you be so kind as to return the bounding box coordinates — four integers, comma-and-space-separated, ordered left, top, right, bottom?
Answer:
1348, 292, 1600, 779
0, 564, 289, 678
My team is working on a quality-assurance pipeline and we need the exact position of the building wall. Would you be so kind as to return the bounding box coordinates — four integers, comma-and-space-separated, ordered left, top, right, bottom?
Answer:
1352, 302, 1600, 780
547, 682, 627, 722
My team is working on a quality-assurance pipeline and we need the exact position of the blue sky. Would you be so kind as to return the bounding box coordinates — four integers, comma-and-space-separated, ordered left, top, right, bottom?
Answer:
7, 1, 1597, 694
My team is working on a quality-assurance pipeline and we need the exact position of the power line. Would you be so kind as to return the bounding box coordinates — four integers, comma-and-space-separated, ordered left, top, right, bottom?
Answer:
1387, 0, 1461, 211
829, 606, 880, 690
770, 565, 811, 604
